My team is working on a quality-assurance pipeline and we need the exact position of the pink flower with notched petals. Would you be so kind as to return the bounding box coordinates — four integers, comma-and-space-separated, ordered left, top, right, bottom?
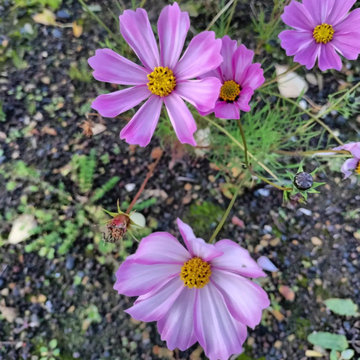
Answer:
114, 218, 270, 360
333, 142, 360, 179
200, 36, 265, 120
279, 0, 360, 71
88, 2, 222, 147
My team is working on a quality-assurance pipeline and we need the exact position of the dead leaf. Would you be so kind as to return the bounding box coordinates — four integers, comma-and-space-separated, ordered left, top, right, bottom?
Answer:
152, 346, 173, 359
72, 22, 83, 38
194, 127, 211, 157
305, 350, 324, 357
7, 214, 37, 244
0, 305, 17, 323
279, 285, 295, 301
41, 126, 57, 136
270, 309, 285, 321
151, 147, 163, 160
276, 64, 308, 98
33, 9, 57, 26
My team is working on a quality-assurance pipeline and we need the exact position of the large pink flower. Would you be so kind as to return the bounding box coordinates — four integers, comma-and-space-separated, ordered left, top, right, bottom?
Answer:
333, 142, 360, 179
279, 0, 360, 71
88, 2, 222, 147
200, 36, 264, 120
114, 219, 270, 360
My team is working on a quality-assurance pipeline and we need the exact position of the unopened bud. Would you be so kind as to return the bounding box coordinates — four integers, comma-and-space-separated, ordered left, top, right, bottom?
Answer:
294, 172, 313, 190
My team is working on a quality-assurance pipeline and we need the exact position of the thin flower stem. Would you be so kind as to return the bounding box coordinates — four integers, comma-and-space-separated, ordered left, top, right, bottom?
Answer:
261, 63, 303, 88
203, 116, 280, 180
126, 153, 162, 214
224, 0, 238, 34
275, 149, 351, 157
251, 172, 292, 191
209, 177, 244, 243
205, 0, 235, 31
237, 119, 249, 167
260, 89, 344, 145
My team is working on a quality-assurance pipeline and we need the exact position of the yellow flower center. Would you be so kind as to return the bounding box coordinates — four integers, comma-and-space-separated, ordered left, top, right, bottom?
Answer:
219, 80, 241, 102
313, 23, 334, 44
180, 257, 211, 289
356, 161, 360, 175
147, 66, 176, 97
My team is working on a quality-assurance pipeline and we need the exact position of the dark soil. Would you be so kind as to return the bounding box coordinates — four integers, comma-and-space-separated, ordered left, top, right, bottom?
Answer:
1, 0, 359, 359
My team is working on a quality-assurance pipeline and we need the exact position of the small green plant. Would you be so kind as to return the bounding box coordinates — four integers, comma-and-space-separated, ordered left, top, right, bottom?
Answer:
71, 149, 97, 194
14, 0, 62, 11
68, 59, 93, 83
38, 339, 61, 360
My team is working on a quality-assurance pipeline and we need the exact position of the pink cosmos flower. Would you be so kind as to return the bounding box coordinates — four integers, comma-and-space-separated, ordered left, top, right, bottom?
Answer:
199, 36, 265, 120
333, 142, 360, 179
88, 2, 223, 147
114, 218, 270, 360
279, 0, 360, 71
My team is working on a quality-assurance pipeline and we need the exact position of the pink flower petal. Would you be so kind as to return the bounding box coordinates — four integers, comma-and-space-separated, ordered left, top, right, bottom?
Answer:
214, 101, 240, 120
126, 277, 184, 322
334, 142, 360, 158
341, 158, 358, 179
91, 85, 150, 118
113, 259, 181, 296
176, 219, 223, 262
236, 87, 254, 112
175, 78, 222, 112
88, 49, 149, 85
119, 8, 159, 70
164, 93, 197, 146
132, 232, 190, 265
332, 32, 360, 60
232, 44, 254, 85
302, 0, 334, 24
293, 42, 320, 70
157, 287, 197, 351
241, 63, 265, 90
157, 2, 190, 69
211, 269, 270, 329
327, 0, 357, 25
281, 0, 315, 30
278, 30, 315, 57
194, 283, 247, 360
220, 35, 238, 81
318, 44, 342, 71
120, 95, 162, 147
174, 31, 222, 80
334, 8, 360, 34
211, 239, 266, 278
257, 256, 279, 272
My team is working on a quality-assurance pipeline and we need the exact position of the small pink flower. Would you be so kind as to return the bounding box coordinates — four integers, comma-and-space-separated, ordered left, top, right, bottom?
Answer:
114, 219, 270, 360
200, 36, 264, 120
88, 2, 222, 147
279, 0, 360, 71
333, 142, 360, 179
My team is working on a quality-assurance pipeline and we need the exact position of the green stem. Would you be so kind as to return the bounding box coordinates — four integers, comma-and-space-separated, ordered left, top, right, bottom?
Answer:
237, 119, 249, 167
209, 177, 244, 243
206, 0, 235, 31
203, 116, 280, 180
260, 89, 344, 145
224, 0, 238, 34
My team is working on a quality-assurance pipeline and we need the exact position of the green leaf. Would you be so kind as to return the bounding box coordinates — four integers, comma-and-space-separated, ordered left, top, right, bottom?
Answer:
330, 349, 339, 360
49, 339, 57, 349
341, 349, 355, 360
325, 298, 359, 317
308, 332, 348, 351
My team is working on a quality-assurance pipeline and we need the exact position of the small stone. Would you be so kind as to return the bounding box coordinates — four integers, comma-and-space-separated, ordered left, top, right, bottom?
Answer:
125, 183, 136, 192
184, 183, 192, 191
311, 237, 322, 246
279, 285, 295, 301
274, 340, 282, 349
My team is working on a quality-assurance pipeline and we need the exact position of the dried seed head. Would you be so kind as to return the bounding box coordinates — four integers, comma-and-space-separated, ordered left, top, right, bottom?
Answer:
294, 172, 313, 190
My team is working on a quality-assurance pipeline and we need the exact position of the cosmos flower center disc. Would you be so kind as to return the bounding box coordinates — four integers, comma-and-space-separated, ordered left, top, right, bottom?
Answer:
180, 257, 212, 288
313, 23, 334, 44
219, 80, 241, 102
356, 161, 360, 175
147, 66, 177, 97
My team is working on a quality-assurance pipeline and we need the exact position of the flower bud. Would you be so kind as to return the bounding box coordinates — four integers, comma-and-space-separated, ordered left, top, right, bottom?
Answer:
294, 172, 313, 190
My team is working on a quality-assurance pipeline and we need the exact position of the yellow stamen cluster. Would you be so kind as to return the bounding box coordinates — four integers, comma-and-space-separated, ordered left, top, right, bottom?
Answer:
313, 23, 334, 44
356, 161, 360, 175
219, 80, 241, 102
147, 66, 176, 97
180, 257, 211, 289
